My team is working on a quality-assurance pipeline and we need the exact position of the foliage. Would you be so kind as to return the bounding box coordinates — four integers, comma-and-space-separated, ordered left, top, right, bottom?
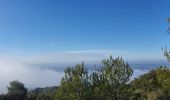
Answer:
28, 86, 57, 100
55, 56, 133, 100
163, 18, 170, 61
0, 81, 57, 100
56, 62, 90, 100
89, 56, 133, 100
6, 80, 27, 100
130, 66, 170, 100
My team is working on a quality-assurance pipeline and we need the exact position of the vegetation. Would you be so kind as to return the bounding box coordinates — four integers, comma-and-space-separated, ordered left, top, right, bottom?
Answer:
0, 56, 170, 100
0, 80, 27, 100
28, 86, 57, 100
163, 18, 170, 61
130, 66, 170, 99
56, 56, 133, 100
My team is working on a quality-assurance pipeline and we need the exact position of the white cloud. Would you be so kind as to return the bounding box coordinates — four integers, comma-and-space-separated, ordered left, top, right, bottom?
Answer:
19, 50, 115, 64
0, 57, 64, 94
131, 69, 149, 80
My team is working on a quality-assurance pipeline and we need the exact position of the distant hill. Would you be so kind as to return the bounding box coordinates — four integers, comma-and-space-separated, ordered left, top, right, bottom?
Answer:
28, 86, 58, 100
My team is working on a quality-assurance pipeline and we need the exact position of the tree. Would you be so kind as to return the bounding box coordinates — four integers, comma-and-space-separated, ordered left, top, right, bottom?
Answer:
0, 94, 6, 100
55, 56, 133, 100
90, 56, 133, 100
27, 86, 57, 100
6, 80, 27, 100
130, 66, 170, 100
56, 62, 90, 100
163, 18, 170, 61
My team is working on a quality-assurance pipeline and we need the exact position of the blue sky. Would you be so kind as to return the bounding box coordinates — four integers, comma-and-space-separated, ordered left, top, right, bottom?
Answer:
0, 0, 170, 93
0, 0, 169, 56
0, 0, 170, 59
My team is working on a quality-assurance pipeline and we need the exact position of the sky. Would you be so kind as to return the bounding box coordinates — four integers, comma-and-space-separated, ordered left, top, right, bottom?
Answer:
0, 0, 170, 57
0, 0, 170, 93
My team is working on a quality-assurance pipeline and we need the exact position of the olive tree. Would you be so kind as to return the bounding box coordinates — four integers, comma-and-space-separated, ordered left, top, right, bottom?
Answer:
7, 80, 27, 100
90, 56, 133, 100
